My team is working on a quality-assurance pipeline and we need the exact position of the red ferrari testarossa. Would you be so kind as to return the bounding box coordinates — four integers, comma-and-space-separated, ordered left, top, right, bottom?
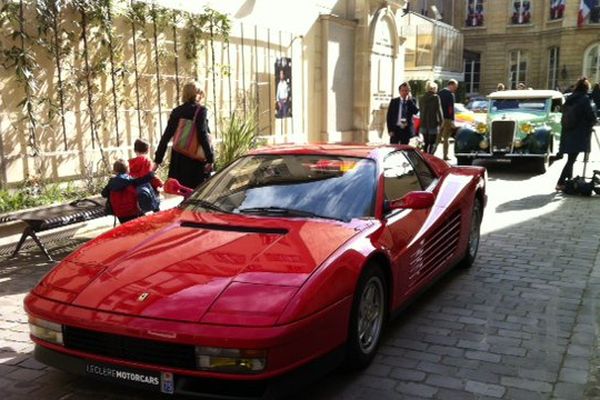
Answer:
25, 145, 486, 398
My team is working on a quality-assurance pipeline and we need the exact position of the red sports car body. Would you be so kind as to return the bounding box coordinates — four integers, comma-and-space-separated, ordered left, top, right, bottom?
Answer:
25, 145, 486, 398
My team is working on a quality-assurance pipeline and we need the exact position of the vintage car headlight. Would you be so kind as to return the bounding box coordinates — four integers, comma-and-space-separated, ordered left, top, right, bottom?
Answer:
29, 317, 63, 345
195, 346, 267, 373
475, 122, 487, 134
479, 138, 489, 149
521, 122, 534, 134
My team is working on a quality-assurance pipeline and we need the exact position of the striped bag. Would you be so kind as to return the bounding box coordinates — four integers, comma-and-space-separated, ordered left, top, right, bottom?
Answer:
172, 105, 207, 161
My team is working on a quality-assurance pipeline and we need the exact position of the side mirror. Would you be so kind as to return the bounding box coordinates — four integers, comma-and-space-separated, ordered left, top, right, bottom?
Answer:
389, 191, 434, 210
164, 178, 194, 198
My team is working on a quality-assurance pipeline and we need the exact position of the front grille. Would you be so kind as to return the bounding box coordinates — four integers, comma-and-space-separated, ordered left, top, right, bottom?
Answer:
490, 120, 516, 151
63, 326, 197, 370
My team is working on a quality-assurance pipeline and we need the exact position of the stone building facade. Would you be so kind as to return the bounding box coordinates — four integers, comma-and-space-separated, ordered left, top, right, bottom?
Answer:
447, 0, 600, 96
1, 0, 415, 186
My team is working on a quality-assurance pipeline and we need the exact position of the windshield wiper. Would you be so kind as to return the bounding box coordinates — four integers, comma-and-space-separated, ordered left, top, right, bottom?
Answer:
237, 206, 342, 221
184, 199, 229, 213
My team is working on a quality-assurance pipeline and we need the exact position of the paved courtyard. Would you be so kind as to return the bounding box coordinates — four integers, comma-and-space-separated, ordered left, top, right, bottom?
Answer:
1, 137, 600, 399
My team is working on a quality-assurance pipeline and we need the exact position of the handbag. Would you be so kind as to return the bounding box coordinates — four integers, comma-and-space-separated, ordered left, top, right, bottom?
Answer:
562, 152, 594, 196
172, 105, 207, 162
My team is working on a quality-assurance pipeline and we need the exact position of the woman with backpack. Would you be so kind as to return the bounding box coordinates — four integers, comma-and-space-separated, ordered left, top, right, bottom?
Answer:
555, 77, 597, 191
154, 81, 214, 189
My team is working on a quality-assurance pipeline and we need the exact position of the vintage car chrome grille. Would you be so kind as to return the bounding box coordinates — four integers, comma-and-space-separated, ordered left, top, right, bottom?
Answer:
63, 325, 197, 369
490, 120, 516, 151
408, 210, 461, 286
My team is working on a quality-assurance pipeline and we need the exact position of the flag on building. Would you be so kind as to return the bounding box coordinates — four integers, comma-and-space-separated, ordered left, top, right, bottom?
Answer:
578, 0, 597, 27
550, 0, 565, 20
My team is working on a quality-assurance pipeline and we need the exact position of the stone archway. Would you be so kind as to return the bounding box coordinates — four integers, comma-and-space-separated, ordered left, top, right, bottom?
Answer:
352, 1, 403, 143
583, 42, 600, 84
368, 8, 399, 142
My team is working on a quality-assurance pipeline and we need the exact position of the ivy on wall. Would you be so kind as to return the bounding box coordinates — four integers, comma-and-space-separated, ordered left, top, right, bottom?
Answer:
1, 0, 41, 156
35, 0, 73, 151
73, 0, 109, 169
0, 0, 234, 187
98, 0, 123, 146
203, 6, 231, 138
148, 2, 173, 135
124, 0, 146, 139
182, 6, 231, 137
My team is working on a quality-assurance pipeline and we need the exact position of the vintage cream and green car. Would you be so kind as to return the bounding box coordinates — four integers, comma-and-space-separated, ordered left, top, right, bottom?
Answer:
454, 90, 564, 173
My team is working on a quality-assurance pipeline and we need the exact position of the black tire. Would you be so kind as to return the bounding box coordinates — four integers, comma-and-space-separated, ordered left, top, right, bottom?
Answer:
456, 156, 473, 166
345, 264, 387, 370
459, 198, 482, 268
533, 156, 549, 174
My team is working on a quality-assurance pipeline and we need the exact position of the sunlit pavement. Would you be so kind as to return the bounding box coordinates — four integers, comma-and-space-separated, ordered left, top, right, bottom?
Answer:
2, 131, 600, 399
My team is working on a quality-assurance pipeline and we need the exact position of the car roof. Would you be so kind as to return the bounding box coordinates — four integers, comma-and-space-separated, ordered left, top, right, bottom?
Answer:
488, 89, 563, 100
248, 144, 411, 159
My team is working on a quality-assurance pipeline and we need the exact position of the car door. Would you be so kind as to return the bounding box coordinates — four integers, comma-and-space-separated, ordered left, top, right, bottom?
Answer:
379, 150, 433, 309
405, 151, 466, 290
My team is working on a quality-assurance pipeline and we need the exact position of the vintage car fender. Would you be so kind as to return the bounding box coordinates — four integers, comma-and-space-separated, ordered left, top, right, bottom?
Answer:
527, 127, 552, 154
454, 126, 484, 154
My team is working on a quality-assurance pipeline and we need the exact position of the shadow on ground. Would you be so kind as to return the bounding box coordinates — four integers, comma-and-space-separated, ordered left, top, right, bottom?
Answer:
475, 159, 543, 182
495, 193, 563, 213
0, 238, 88, 297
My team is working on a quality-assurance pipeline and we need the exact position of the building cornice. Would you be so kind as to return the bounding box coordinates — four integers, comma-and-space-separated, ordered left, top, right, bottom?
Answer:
319, 13, 359, 28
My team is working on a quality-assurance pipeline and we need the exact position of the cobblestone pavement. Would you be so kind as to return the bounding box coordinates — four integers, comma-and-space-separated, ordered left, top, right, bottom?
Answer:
2, 137, 600, 399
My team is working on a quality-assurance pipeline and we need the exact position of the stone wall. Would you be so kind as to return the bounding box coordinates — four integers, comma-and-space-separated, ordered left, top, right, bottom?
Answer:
0, 1, 302, 187
0, 0, 409, 187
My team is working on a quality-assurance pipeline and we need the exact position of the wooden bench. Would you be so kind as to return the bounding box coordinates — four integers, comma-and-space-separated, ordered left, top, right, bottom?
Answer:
6, 197, 107, 262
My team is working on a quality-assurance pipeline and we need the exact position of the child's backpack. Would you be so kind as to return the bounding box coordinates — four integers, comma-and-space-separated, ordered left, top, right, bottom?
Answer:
109, 186, 140, 218
137, 183, 160, 213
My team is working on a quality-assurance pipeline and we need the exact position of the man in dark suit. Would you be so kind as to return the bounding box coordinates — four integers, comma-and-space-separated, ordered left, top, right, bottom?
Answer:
386, 82, 419, 145
438, 79, 458, 160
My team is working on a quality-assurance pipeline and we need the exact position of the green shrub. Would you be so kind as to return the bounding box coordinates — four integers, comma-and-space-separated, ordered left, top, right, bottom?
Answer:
215, 112, 259, 170
0, 180, 105, 214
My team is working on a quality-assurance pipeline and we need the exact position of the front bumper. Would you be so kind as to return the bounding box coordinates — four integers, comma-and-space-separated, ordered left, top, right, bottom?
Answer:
25, 292, 351, 394
455, 152, 547, 159
35, 343, 345, 399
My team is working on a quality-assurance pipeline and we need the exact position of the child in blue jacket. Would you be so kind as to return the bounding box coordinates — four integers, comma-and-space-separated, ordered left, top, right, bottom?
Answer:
101, 159, 155, 223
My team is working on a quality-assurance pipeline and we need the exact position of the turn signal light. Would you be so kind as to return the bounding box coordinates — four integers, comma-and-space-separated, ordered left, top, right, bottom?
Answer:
195, 347, 267, 373
29, 317, 63, 345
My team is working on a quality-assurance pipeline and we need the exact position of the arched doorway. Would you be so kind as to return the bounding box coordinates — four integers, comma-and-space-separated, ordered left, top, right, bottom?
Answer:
583, 43, 600, 84
368, 8, 399, 142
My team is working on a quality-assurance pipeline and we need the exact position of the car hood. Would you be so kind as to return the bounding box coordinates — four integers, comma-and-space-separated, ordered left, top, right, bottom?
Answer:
489, 111, 545, 122
35, 209, 363, 325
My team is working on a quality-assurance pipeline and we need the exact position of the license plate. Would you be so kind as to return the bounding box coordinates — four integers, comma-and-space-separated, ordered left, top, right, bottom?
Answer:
161, 372, 175, 394
85, 362, 174, 394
